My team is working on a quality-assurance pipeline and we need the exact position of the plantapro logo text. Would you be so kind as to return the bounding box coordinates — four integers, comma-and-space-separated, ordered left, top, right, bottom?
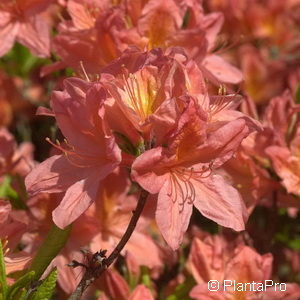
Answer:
208, 280, 287, 292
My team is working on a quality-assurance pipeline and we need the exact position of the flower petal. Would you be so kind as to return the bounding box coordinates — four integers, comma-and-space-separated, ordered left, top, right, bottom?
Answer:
0, 13, 18, 57
25, 155, 92, 196
193, 174, 248, 231
52, 173, 99, 228
156, 178, 193, 250
129, 285, 154, 300
203, 54, 243, 84
131, 147, 169, 194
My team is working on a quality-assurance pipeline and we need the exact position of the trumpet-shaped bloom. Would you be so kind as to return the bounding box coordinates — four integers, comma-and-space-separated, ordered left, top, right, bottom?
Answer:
132, 97, 258, 249
25, 78, 121, 228
253, 91, 300, 196
103, 47, 194, 141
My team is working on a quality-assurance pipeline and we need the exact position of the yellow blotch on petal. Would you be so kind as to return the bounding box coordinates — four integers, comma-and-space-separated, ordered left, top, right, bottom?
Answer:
123, 69, 158, 120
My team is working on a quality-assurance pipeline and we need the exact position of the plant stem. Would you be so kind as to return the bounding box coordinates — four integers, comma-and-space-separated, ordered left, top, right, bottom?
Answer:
68, 189, 149, 300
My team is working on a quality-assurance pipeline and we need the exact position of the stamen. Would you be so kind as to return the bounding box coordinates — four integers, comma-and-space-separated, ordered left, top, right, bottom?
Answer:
45, 138, 94, 168
80, 61, 90, 82
46, 137, 70, 155
168, 163, 215, 212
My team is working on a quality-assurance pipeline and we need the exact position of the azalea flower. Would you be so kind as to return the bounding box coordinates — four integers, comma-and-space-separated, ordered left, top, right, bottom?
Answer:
50, 0, 242, 84
25, 78, 122, 228
131, 96, 259, 249
103, 47, 194, 143
0, 0, 52, 57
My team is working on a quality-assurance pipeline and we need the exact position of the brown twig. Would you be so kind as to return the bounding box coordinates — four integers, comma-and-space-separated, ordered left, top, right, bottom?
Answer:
68, 189, 149, 300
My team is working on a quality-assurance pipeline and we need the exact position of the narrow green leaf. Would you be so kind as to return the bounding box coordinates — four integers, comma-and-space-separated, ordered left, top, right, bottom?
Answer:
7, 271, 35, 300
29, 224, 71, 281
31, 268, 57, 300
0, 239, 8, 299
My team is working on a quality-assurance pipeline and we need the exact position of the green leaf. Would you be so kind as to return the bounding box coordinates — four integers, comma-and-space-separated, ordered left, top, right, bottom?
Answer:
7, 271, 35, 300
0, 43, 50, 77
0, 176, 27, 210
31, 268, 57, 300
0, 240, 8, 299
18, 289, 27, 300
29, 224, 71, 281
288, 237, 300, 251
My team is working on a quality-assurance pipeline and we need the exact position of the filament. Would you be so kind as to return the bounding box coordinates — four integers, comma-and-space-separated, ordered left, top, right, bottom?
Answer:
168, 163, 214, 212
45, 137, 97, 168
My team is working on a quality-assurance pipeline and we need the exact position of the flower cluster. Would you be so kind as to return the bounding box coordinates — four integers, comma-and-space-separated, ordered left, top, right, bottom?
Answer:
0, 0, 300, 299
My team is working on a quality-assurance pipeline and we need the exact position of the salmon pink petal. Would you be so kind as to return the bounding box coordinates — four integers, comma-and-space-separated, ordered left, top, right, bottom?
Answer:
193, 174, 248, 231
203, 54, 243, 84
124, 231, 161, 269
156, 178, 193, 250
18, 0, 53, 15
0, 127, 15, 159
131, 147, 169, 194
51, 79, 118, 160
266, 146, 300, 195
17, 15, 50, 57
0, 13, 18, 57
191, 118, 251, 167
5, 253, 32, 274
202, 12, 224, 51
52, 174, 99, 229
149, 98, 178, 144
25, 155, 86, 196
129, 285, 154, 300
99, 269, 130, 300
227, 246, 273, 281
138, 0, 182, 48
67, 0, 108, 29
187, 237, 224, 283
0, 200, 11, 224
53, 254, 80, 294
